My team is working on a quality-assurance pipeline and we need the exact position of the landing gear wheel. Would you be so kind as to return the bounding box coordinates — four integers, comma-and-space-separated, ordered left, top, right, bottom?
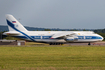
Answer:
88, 43, 91, 45
49, 43, 64, 45
49, 43, 52, 45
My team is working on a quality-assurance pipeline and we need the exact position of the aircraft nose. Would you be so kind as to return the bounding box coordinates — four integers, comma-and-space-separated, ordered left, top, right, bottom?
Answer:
99, 35, 104, 41
101, 36, 104, 41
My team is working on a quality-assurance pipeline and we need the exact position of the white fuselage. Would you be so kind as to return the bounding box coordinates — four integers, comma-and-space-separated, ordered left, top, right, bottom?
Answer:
6, 31, 103, 43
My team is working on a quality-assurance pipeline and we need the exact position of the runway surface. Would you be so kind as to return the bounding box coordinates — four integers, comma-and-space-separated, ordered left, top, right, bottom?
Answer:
66, 42, 105, 46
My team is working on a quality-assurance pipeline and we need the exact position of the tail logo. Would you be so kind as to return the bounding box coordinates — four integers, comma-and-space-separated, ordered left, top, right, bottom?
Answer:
12, 21, 16, 23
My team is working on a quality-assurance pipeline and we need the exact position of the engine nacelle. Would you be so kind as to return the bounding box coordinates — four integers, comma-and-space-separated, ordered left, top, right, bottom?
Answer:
64, 36, 78, 42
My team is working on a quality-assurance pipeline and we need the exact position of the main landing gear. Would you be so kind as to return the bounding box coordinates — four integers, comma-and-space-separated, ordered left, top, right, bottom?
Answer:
88, 42, 91, 45
49, 43, 64, 45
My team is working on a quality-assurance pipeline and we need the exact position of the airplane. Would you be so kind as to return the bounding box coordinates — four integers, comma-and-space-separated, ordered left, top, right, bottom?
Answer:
3, 14, 104, 45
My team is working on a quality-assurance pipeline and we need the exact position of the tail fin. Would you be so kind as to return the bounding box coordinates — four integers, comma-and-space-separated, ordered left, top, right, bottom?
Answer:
6, 14, 27, 31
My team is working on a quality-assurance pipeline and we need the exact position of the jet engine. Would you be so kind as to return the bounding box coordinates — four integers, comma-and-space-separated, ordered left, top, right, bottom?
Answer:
64, 36, 78, 42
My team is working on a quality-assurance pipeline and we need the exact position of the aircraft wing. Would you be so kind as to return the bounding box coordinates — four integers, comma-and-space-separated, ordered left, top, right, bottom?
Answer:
51, 32, 75, 38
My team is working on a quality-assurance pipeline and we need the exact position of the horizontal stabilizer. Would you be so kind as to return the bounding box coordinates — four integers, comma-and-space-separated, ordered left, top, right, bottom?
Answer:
3, 31, 21, 35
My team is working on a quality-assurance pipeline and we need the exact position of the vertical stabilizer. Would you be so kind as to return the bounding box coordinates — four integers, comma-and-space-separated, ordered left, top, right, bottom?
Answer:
6, 14, 27, 31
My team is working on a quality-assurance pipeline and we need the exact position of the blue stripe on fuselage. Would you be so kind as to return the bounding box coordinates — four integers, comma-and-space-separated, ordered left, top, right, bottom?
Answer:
14, 36, 52, 39
78, 36, 102, 39
85, 36, 102, 39
42, 36, 52, 39
13, 36, 102, 40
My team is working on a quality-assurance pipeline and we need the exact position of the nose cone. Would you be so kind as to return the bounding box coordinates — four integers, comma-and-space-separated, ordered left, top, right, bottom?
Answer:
98, 34, 104, 41
101, 36, 104, 41
97, 34, 104, 41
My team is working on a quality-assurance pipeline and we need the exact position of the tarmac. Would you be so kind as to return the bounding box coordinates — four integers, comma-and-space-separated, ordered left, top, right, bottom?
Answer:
66, 42, 105, 46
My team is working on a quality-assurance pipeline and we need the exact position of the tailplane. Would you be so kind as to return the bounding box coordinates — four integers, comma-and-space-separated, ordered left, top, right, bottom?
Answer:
6, 14, 27, 31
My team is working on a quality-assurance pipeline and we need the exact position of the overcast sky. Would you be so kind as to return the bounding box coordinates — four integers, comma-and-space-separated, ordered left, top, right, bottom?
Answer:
0, 0, 105, 29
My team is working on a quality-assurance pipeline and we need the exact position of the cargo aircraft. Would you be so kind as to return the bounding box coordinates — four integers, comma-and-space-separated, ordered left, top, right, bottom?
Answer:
3, 14, 104, 45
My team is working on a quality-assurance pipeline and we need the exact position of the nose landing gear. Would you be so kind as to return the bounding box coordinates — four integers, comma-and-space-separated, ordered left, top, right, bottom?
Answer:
88, 42, 91, 45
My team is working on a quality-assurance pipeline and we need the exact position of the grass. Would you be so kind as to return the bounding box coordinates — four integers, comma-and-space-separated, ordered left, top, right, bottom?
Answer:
0, 45, 105, 70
